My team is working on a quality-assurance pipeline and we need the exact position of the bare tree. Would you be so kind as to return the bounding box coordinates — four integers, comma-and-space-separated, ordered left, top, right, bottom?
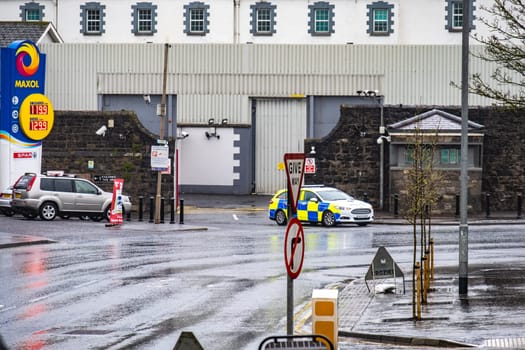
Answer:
470, 0, 525, 107
403, 127, 442, 320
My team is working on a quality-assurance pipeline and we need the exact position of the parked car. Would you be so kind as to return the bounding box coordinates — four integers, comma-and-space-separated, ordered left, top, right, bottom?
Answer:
268, 186, 374, 227
0, 187, 15, 217
11, 172, 132, 221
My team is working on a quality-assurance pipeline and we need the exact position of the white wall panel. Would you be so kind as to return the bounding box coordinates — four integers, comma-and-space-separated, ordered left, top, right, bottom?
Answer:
41, 43, 507, 112
177, 95, 250, 124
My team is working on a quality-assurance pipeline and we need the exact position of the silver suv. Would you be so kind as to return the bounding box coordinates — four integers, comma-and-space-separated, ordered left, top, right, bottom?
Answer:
11, 173, 132, 221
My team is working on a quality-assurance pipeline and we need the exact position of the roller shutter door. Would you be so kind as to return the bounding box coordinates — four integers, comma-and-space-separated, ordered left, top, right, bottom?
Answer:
255, 98, 307, 194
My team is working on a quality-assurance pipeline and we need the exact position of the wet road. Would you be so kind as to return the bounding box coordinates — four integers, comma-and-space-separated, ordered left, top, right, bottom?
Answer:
1, 211, 524, 349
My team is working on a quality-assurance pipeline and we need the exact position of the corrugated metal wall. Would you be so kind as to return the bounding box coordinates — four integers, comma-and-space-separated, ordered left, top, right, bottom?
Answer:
40, 44, 503, 115
255, 98, 307, 194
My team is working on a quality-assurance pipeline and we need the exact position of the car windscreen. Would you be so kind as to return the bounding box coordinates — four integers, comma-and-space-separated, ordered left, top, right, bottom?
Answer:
317, 189, 354, 201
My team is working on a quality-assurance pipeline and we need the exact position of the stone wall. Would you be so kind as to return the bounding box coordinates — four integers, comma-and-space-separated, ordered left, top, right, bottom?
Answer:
42, 111, 175, 212
305, 106, 525, 214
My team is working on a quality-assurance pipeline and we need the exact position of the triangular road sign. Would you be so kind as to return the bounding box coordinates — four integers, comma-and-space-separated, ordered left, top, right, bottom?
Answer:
284, 153, 305, 211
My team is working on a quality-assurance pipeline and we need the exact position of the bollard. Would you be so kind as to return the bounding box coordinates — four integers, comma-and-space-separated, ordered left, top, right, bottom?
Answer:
485, 193, 491, 218
138, 196, 144, 222
160, 197, 165, 224
363, 192, 368, 203
517, 195, 522, 219
126, 210, 131, 221
149, 196, 154, 223
415, 262, 421, 320
312, 289, 339, 350
423, 253, 430, 303
179, 198, 184, 224
430, 238, 435, 280
455, 194, 460, 217
170, 197, 175, 224
393, 194, 399, 217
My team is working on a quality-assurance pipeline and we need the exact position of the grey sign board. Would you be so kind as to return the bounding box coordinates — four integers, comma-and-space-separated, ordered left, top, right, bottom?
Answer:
365, 246, 405, 293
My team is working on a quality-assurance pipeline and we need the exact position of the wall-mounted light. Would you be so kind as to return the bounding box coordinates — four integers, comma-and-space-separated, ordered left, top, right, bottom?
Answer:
376, 135, 391, 144
356, 89, 379, 97
205, 118, 228, 140
143, 94, 151, 104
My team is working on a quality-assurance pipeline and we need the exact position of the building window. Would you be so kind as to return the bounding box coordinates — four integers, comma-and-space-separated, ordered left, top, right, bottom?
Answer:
184, 2, 210, 36
366, 1, 394, 36
80, 2, 106, 35
250, 2, 277, 36
440, 148, 460, 165
445, 0, 475, 32
132, 2, 158, 35
308, 2, 335, 36
20, 2, 44, 22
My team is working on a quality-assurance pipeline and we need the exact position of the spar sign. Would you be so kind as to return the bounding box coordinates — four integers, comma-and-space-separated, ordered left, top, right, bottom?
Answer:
0, 40, 54, 196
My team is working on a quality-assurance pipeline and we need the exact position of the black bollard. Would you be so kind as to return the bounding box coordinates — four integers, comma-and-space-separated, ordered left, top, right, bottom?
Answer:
455, 194, 460, 217
149, 196, 154, 223
393, 194, 399, 217
517, 195, 522, 219
126, 210, 131, 221
170, 197, 175, 224
179, 198, 184, 224
160, 197, 165, 224
138, 196, 144, 222
485, 193, 491, 218
363, 192, 368, 203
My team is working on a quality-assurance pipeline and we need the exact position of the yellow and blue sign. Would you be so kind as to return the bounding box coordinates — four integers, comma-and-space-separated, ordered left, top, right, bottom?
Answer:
1, 40, 54, 192
1, 40, 53, 143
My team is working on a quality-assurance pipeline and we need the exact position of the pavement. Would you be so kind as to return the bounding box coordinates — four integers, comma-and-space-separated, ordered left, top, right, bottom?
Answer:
1, 193, 525, 349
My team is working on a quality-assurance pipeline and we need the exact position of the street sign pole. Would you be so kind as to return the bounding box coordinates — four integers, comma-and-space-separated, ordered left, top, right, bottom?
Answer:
283, 153, 305, 336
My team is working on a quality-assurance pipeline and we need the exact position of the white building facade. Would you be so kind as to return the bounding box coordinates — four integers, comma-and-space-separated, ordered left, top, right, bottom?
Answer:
0, 1, 508, 196
1, 0, 488, 45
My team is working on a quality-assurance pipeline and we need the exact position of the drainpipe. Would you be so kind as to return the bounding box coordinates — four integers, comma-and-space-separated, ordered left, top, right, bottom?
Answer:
233, 0, 240, 43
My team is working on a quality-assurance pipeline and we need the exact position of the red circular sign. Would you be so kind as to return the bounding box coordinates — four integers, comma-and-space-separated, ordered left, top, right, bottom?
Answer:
284, 217, 305, 279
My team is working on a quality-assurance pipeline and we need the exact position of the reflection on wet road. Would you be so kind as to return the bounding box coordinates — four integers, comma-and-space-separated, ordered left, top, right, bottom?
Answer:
1, 214, 524, 349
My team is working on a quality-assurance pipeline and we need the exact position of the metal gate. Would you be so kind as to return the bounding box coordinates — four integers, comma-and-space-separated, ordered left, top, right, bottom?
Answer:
254, 98, 307, 194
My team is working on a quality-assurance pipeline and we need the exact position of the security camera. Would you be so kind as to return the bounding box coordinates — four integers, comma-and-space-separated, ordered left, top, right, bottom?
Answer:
95, 125, 107, 136
143, 94, 151, 104
181, 131, 189, 138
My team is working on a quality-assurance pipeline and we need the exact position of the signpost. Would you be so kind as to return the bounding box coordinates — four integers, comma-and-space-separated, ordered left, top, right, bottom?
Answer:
283, 153, 305, 336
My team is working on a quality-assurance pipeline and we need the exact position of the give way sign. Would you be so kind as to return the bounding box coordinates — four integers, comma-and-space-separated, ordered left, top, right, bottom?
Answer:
284, 153, 305, 212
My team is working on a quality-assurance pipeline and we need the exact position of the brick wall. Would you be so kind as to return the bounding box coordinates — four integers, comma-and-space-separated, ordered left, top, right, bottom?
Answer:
42, 111, 175, 213
305, 106, 525, 214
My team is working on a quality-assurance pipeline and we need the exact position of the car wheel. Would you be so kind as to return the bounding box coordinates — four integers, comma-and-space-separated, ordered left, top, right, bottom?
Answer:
275, 210, 287, 226
39, 202, 57, 221
322, 211, 336, 227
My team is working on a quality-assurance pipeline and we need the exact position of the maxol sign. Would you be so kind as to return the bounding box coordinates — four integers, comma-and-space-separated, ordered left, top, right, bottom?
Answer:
0, 40, 54, 191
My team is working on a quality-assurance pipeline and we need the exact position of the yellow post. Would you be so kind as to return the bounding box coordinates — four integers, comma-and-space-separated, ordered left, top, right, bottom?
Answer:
424, 252, 430, 300
415, 262, 421, 320
312, 289, 338, 350
430, 238, 435, 280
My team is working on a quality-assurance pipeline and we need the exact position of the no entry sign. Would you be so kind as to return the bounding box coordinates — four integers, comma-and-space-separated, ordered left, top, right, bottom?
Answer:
284, 217, 305, 279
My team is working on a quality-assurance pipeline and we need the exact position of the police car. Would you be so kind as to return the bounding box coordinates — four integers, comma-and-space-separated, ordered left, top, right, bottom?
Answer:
268, 186, 374, 227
